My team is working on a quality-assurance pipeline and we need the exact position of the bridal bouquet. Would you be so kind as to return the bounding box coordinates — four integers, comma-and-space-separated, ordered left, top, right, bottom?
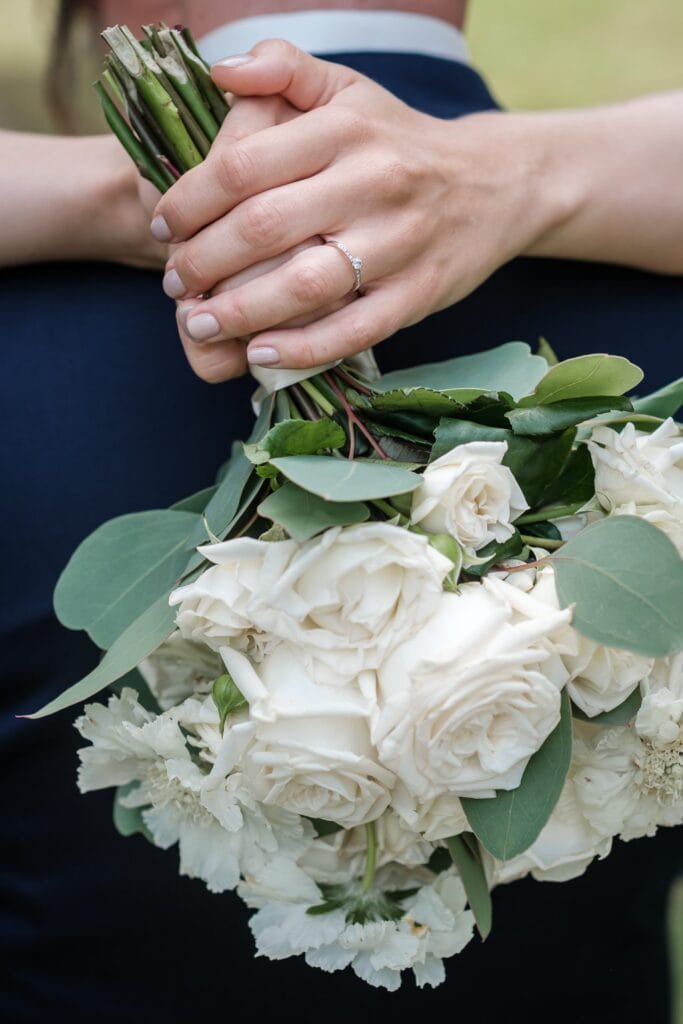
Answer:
31, 25, 683, 991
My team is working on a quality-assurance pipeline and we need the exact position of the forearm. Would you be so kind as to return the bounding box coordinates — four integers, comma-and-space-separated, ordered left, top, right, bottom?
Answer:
519, 92, 683, 274
0, 131, 163, 268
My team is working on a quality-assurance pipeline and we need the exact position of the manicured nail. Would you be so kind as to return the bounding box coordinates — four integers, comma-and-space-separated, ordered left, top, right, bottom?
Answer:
186, 313, 221, 342
213, 53, 254, 68
162, 269, 186, 299
151, 215, 172, 242
248, 346, 280, 366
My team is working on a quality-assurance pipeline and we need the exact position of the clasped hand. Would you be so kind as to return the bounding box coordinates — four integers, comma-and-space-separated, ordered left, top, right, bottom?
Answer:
152, 40, 556, 382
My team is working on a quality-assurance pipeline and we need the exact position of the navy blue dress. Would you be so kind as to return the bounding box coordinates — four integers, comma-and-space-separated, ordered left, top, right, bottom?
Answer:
2, 55, 681, 1024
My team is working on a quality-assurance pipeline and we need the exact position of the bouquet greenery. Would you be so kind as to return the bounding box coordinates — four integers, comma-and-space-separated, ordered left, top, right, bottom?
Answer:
31, 26, 683, 990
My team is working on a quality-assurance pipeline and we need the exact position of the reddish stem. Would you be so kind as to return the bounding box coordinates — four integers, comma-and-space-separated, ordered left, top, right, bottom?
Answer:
333, 366, 373, 396
158, 155, 181, 180
324, 372, 389, 460
494, 556, 551, 574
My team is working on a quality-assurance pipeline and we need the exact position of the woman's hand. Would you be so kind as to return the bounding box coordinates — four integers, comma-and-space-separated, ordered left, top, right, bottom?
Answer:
152, 41, 568, 381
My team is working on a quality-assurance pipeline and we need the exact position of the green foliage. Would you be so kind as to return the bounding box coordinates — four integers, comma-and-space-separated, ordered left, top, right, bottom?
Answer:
519, 354, 643, 406
244, 418, 345, 464
29, 594, 176, 718
113, 782, 151, 840
373, 342, 547, 401
258, 482, 369, 541
170, 485, 218, 513
446, 834, 492, 939
553, 516, 683, 656
270, 455, 421, 502
54, 509, 199, 649
633, 377, 683, 419
212, 672, 247, 733
506, 395, 632, 435
571, 686, 642, 725
462, 690, 572, 861
465, 532, 526, 578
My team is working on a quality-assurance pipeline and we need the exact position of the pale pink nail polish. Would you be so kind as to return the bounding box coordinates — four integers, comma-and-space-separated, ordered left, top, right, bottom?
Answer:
151, 215, 173, 242
187, 313, 221, 342
213, 53, 254, 68
248, 347, 280, 366
163, 269, 186, 299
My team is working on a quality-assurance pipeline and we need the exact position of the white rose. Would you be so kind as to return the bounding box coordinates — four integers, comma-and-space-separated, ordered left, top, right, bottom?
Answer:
488, 778, 612, 886
410, 441, 528, 553
373, 577, 571, 800
138, 631, 224, 709
524, 566, 653, 717
588, 418, 683, 510
172, 523, 451, 685
223, 644, 394, 827
390, 782, 468, 842
613, 501, 683, 556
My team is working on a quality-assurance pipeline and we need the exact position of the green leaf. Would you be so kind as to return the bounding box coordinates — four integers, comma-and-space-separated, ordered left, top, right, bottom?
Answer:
571, 686, 642, 725
464, 532, 525, 578
28, 594, 176, 718
371, 387, 471, 417
212, 672, 247, 733
373, 342, 548, 401
553, 516, 683, 656
170, 485, 217, 513
633, 377, 683, 419
537, 444, 595, 507
270, 456, 421, 502
244, 418, 345, 465
111, 667, 160, 713
309, 818, 344, 838
537, 337, 559, 366
462, 690, 572, 861
113, 782, 152, 840
431, 419, 509, 461
506, 396, 632, 436
446, 834, 492, 939
54, 509, 199, 649
520, 354, 643, 406
258, 482, 369, 541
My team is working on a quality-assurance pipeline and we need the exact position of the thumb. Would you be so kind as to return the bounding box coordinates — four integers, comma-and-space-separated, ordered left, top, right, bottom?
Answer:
210, 38, 359, 111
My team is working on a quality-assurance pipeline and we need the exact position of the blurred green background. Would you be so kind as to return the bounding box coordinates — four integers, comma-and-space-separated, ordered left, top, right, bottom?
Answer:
1, 0, 682, 132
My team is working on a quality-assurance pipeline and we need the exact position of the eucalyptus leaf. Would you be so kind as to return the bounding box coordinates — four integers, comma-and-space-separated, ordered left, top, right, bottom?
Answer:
446, 834, 492, 940
537, 337, 559, 366
373, 342, 547, 401
553, 516, 683, 656
258, 482, 369, 541
462, 690, 572, 861
270, 456, 421, 502
571, 686, 642, 725
506, 396, 632, 436
113, 782, 152, 840
28, 594, 176, 718
633, 377, 683, 419
54, 509, 199, 649
170, 485, 217, 513
520, 354, 643, 406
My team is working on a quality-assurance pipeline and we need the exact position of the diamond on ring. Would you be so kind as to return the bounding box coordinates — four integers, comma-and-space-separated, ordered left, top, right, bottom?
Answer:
326, 239, 363, 292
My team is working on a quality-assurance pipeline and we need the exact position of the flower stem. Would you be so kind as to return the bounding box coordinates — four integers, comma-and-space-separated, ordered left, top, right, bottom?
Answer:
324, 373, 389, 460
299, 378, 336, 417
361, 821, 378, 892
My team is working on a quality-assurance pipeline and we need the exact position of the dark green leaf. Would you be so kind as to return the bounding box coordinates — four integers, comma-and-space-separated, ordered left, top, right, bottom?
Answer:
431, 419, 509, 461
520, 354, 643, 406
110, 667, 160, 713
446, 834, 492, 939
538, 444, 595, 507
462, 690, 572, 860
506, 396, 632, 436
464, 532, 525, 578
54, 509, 199, 649
553, 516, 683, 656
309, 818, 344, 838
258, 482, 369, 541
270, 455, 421, 502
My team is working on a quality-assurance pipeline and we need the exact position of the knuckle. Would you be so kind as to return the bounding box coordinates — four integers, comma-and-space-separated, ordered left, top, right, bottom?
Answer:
337, 107, 367, 144
225, 293, 253, 337
381, 158, 412, 199
237, 196, 284, 248
214, 143, 255, 198
295, 339, 317, 367
289, 264, 332, 307
175, 243, 207, 292
345, 314, 376, 352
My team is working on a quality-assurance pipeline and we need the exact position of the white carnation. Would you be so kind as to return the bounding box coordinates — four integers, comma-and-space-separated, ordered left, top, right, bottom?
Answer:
588, 418, 683, 512
374, 577, 571, 800
410, 441, 528, 553
171, 523, 451, 685
223, 644, 394, 827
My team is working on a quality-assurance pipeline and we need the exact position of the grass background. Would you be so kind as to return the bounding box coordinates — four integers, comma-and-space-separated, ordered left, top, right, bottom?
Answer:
1, 4, 681, 1017
1, 0, 683, 131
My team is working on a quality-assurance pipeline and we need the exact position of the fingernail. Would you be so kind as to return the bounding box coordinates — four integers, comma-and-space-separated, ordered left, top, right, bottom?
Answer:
214, 53, 254, 68
151, 215, 172, 242
163, 269, 186, 299
248, 346, 280, 366
187, 313, 221, 342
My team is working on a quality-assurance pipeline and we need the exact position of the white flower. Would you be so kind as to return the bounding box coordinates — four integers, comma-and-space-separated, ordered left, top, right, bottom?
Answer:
243, 866, 474, 991
138, 631, 223, 709
410, 441, 528, 553
223, 644, 394, 827
573, 662, 683, 841
75, 688, 309, 893
613, 501, 683, 556
390, 784, 469, 842
373, 577, 571, 800
588, 418, 683, 511
488, 778, 611, 886
523, 566, 653, 718
171, 523, 451, 686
